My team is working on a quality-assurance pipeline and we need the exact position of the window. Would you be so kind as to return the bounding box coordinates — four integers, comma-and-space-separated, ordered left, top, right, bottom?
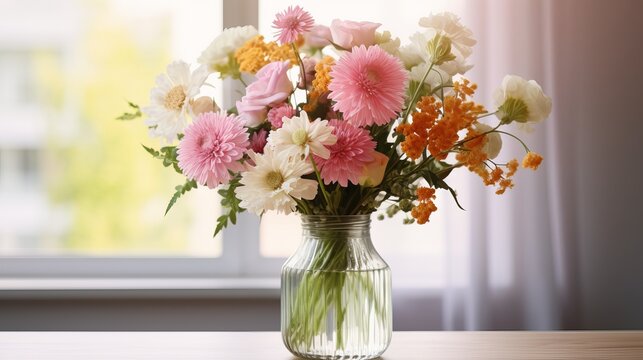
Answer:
0, 0, 238, 277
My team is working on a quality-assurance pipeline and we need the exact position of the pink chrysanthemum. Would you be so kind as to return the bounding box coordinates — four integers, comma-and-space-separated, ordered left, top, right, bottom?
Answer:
273, 6, 314, 45
328, 45, 408, 127
314, 119, 376, 187
267, 103, 295, 129
250, 129, 268, 154
178, 112, 249, 188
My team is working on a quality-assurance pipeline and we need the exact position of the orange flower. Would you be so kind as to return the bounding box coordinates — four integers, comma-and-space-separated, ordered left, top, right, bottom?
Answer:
235, 35, 297, 74
303, 56, 335, 113
397, 96, 440, 160
522, 152, 543, 170
411, 187, 438, 224
428, 79, 486, 160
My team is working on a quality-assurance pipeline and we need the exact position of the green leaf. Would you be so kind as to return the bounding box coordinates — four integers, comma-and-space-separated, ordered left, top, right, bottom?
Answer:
141, 144, 182, 174
116, 101, 142, 121
165, 179, 197, 216
423, 170, 465, 211
213, 176, 245, 237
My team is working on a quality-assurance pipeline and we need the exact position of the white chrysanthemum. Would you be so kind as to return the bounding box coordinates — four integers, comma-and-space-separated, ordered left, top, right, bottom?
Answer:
236, 148, 318, 215
198, 25, 258, 74
143, 61, 208, 143
267, 111, 337, 160
474, 123, 502, 159
493, 75, 552, 124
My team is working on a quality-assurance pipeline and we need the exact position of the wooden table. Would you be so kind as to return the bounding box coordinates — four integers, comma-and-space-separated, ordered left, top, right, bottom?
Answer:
1, 331, 642, 359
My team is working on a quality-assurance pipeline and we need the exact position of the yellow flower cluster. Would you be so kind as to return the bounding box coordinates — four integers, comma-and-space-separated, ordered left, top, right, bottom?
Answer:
411, 187, 438, 224
234, 35, 298, 74
303, 56, 334, 113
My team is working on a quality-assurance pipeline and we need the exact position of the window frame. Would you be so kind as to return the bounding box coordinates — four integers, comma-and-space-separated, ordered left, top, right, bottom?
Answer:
0, 0, 282, 281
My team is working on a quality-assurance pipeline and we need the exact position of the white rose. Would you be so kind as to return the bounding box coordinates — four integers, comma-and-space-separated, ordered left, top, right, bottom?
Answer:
198, 25, 258, 74
474, 123, 502, 159
493, 75, 552, 124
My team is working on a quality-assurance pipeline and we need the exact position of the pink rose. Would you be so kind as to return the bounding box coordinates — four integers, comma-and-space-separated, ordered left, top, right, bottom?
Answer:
329, 19, 381, 49
236, 61, 293, 127
304, 25, 332, 48
358, 151, 389, 187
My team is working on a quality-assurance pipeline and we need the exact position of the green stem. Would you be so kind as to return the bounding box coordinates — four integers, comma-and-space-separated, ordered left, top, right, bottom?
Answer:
403, 62, 435, 121
310, 156, 335, 214
494, 130, 532, 153
291, 43, 309, 103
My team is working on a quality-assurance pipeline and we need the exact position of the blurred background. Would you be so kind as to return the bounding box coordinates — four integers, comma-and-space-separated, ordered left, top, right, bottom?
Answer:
0, 0, 642, 331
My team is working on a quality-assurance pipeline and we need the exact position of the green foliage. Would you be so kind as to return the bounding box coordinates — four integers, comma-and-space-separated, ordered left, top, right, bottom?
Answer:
165, 179, 197, 216
142, 144, 182, 174
214, 176, 245, 237
116, 101, 142, 121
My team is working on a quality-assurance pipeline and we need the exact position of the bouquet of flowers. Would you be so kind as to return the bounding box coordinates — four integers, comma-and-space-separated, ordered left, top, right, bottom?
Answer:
120, 7, 551, 230
119, 6, 551, 357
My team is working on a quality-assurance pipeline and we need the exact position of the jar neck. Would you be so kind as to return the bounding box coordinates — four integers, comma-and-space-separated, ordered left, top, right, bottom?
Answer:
301, 215, 371, 239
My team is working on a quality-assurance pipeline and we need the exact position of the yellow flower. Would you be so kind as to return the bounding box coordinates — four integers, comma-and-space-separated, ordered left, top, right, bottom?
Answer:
303, 56, 334, 113
235, 35, 297, 74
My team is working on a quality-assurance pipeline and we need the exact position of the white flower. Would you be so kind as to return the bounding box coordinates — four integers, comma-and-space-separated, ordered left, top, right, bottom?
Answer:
236, 148, 318, 215
267, 111, 337, 160
198, 25, 258, 74
419, 12, 476, 60
474, 123, 502, 159
405, 30, 473, 76
401, 12, 475, 76
143, 61, 208, 143
409, 63, 451, 91
493, 75, 552, 124
375, 31, 401, 56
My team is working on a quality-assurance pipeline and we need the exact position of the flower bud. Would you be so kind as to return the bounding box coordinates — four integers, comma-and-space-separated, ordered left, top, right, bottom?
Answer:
427, 33, 456, 65
358, 151, 389, 187
190, 96, 220, 116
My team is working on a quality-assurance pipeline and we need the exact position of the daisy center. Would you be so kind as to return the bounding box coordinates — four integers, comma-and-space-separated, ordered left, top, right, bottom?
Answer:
265, 171, 284, 190
291, 129, 309, 146
164, 85, 187, 111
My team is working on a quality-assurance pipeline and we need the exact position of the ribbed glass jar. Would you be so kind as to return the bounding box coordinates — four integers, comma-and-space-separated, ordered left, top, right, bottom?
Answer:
281, 215, 392, 360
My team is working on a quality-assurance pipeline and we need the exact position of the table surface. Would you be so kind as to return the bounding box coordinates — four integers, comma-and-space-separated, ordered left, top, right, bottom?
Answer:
1, 331, 642, 359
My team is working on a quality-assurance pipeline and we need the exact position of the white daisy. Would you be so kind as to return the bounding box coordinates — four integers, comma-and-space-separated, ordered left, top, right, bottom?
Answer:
236, 148, 318, 215
198, 25, 258, 75
267, 111, 337, 160
143, 61, 208, 143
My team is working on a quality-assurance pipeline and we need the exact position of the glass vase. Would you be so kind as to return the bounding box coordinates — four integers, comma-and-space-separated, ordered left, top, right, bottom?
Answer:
281, 215, 392, 360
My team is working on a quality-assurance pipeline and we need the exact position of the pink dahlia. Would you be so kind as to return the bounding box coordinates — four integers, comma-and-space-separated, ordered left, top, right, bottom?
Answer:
250, 129, 268, 154
328, 45, 408, 127
267, 103, 295, 129
273, 5, 314, 45
177, 112, 249, 188
314, 119, 375, 187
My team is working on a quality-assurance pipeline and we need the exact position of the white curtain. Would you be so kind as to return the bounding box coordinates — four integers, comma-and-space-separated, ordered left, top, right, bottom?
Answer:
433, 0, 643, 330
